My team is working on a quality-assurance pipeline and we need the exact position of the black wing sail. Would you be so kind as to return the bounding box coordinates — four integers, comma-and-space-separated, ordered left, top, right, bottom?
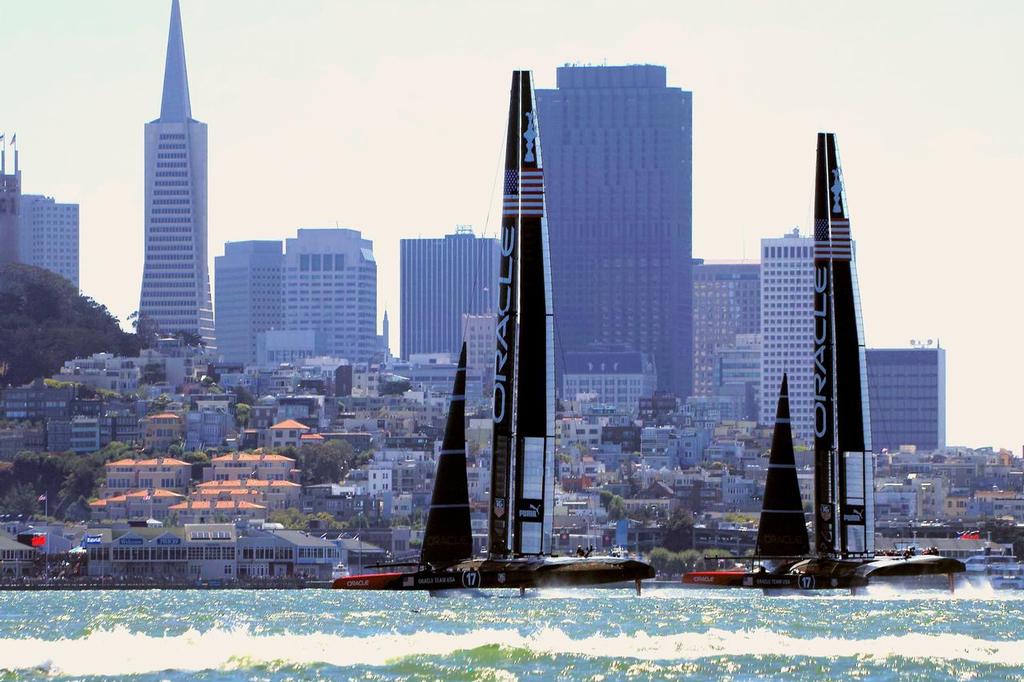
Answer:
510, 71, 555, 557
488, 72, 523, 558
824, 134, 874, 558
755, 374, 810, 557
421, 343, 473, 566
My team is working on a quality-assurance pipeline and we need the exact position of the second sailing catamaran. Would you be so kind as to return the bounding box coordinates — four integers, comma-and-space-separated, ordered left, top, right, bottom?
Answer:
334, 70, 654, 593
683, 133, 963, 592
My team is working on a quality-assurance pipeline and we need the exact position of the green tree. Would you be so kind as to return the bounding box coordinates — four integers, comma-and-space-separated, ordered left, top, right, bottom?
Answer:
665, 551, 687, 577
662, 508, 695, 551
267, 508, 307, 529
1, 482, 40, 516
679, 549, 703, 572
234, 403, 251, 428
648, 547, 671, 574
607, 495, 626, 521
179, 450, 210, 481
149, 394, 171, 414
0, 263, 141, 385
297, 440, 357, 485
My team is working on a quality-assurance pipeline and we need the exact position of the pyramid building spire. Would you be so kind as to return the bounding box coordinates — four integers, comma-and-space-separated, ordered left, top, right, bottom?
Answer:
160, 0, 192, 121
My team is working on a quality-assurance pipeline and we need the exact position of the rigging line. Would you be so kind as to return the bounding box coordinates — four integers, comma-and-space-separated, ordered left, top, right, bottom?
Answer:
481, 114, 507, 240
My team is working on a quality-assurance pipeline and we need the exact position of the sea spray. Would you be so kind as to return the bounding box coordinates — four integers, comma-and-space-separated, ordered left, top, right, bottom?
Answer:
4, 625, 1024, 677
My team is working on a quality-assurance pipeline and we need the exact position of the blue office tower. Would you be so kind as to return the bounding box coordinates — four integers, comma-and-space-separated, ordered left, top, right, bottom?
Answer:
537, 65, 693, 396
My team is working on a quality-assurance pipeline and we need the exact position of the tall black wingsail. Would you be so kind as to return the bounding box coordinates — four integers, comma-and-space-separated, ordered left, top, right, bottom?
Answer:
421, 344, 472, 566
812, 132, 874, 559
755, 374, 809, 557
812, 134, 838, 558
825, 135, 874, 558
509, 71, 554, 557
488, 70, 555, 558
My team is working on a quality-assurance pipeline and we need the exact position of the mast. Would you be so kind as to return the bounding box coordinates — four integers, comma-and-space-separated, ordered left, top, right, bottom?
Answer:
812, 132, 874, 560
755, 374, 810, 557
488, 72, 524, 558
812, 133, 839, 558
421, 344, 472, 567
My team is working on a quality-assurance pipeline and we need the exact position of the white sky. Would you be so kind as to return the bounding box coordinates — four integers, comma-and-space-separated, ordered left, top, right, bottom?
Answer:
2, 0, 1022, 450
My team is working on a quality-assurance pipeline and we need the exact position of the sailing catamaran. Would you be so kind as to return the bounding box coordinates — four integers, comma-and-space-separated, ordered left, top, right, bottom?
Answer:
333, 70, 654, 593
683, 133, 963, 592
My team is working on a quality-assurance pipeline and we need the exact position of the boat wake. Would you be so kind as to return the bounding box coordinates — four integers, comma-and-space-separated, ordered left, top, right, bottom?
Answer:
3, 626, 1024, 676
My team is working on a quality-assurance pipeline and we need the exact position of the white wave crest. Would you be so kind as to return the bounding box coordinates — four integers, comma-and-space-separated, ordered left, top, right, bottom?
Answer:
2, 626, 1023, 676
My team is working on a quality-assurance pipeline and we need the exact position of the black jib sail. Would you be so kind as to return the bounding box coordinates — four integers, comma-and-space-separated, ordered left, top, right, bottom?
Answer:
488, 70, 555, 558
421, 343, 472, 567
812, 132, 875, 560
755, 374, 810, 557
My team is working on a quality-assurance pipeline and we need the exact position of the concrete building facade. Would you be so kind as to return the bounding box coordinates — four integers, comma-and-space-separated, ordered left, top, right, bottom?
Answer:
19, 195, 79, 287
283, 229, 377, 362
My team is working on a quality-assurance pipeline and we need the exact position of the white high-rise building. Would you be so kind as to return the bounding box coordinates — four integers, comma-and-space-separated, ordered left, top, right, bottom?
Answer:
20, 195, 79, 288
138, 0, 215, 347
284, 228, 377, 362
760, 229, 814, 443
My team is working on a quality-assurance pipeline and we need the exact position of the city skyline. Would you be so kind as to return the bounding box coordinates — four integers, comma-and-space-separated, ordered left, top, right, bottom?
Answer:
2, 0, 1022, 449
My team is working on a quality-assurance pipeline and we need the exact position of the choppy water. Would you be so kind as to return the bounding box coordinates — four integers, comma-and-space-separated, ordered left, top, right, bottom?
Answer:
1, 583, 1022, 680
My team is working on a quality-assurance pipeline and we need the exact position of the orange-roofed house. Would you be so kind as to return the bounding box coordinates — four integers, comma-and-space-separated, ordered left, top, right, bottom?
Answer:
193, 479, 301, 510
141, 412, 185, 453
205, 451, 299, 483
100, 457, 192, 498
169, 499, 267, 524
268, 419, 310, 449
89, 489, 186, 521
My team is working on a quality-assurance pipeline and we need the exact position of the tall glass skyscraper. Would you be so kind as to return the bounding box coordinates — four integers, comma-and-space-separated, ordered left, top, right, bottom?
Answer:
866, 347, 946, 452
537, 65, 693, 396
399, 229, 498, 359
214, 241, 283, 365
138, 0, 215, 346
692, 260, 760, 397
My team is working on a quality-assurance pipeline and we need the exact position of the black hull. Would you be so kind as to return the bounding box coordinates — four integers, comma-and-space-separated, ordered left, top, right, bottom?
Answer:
684, 555, 964, 592
334, 556, 655, 591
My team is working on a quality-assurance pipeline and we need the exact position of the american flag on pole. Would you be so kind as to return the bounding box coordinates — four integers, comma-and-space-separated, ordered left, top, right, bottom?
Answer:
502, 169, 544, 217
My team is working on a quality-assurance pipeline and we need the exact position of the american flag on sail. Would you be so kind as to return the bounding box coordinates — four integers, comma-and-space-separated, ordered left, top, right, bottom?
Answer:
815, 218, 852, 261
503, 169, 544, 217
813, 218, 831, 259
829, 219, 852, 261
